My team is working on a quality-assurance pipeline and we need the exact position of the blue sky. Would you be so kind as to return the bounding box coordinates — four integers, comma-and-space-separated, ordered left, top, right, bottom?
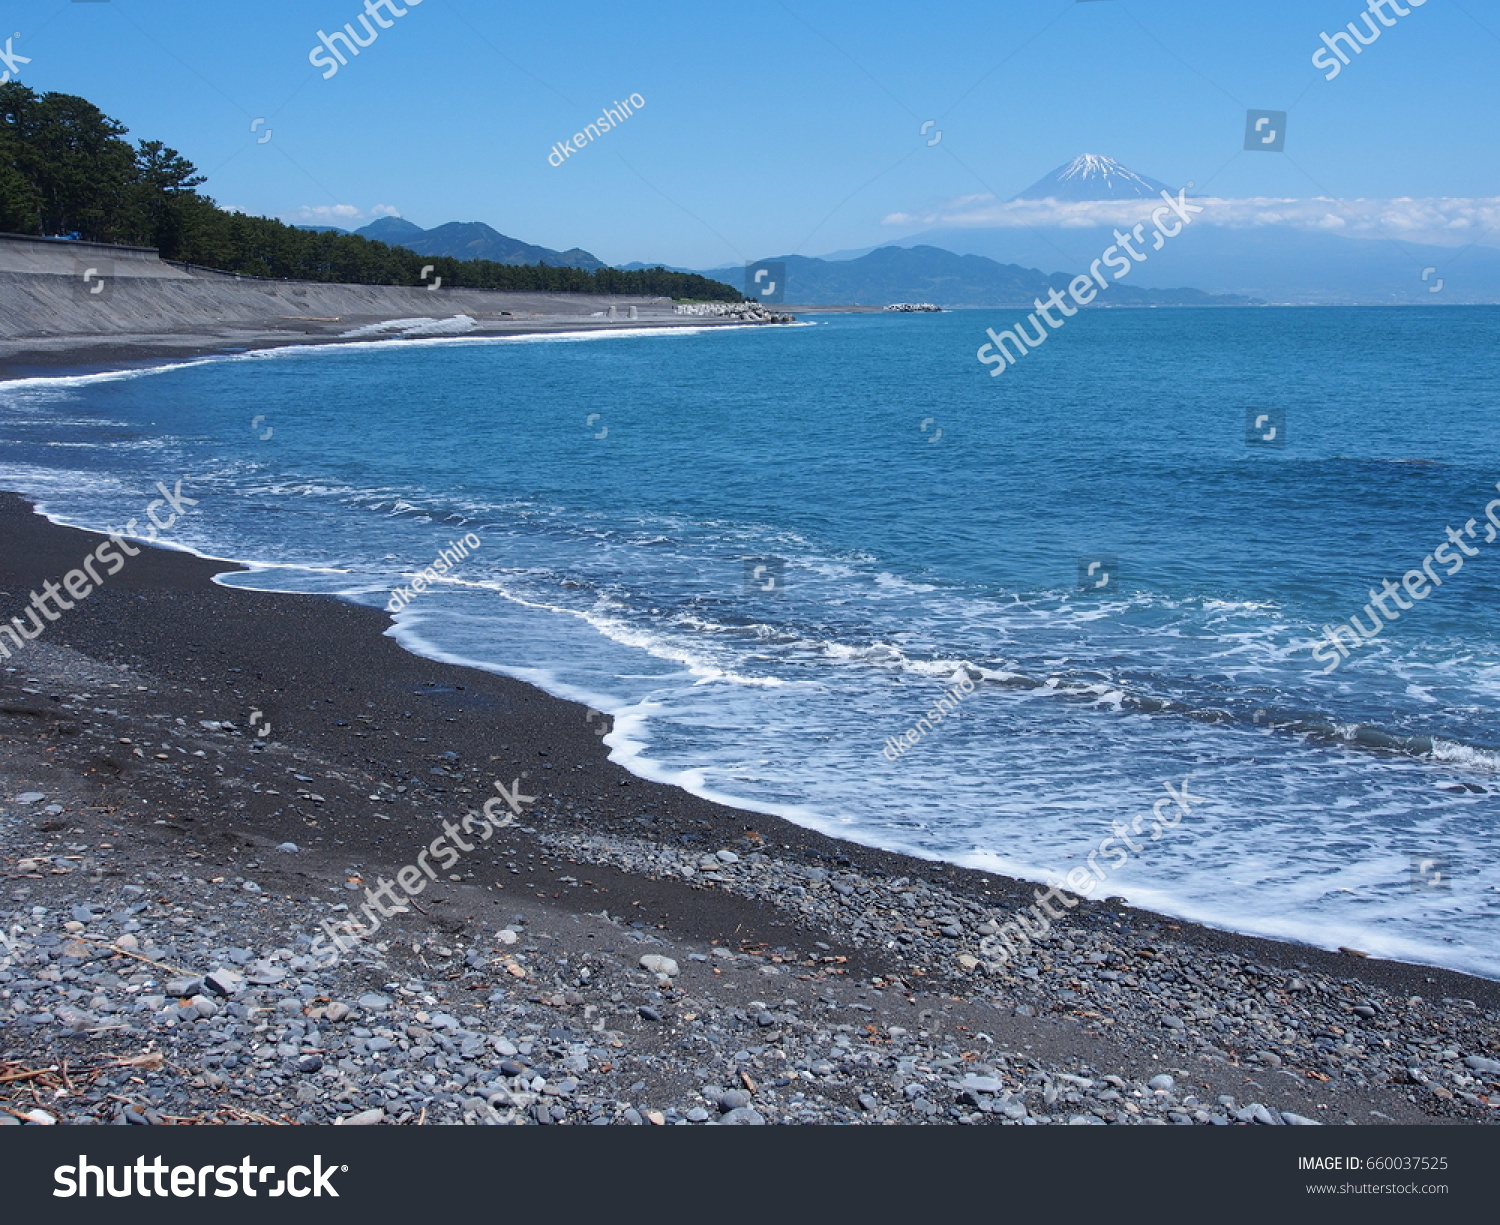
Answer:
5, 0, 1497, 266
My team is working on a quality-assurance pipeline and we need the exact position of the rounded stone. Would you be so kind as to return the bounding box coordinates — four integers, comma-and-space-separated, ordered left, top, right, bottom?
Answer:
638, 954, 680, 977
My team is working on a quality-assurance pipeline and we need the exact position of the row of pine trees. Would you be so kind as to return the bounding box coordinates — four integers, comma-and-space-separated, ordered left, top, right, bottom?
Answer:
0, 83, 738, 300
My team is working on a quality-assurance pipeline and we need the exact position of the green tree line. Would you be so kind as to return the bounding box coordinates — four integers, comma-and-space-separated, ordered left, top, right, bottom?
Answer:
0, 83, 739, 300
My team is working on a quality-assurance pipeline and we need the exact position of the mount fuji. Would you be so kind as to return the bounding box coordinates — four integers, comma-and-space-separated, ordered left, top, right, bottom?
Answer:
879, 155, 1500, 304
1012, 154, 1175, 202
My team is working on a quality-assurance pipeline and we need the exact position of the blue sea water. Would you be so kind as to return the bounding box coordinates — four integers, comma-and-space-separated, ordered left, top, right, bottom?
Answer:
3, 307, 1500, 977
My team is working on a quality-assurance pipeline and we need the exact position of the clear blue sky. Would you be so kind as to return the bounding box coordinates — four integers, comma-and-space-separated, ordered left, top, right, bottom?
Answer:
5, 0, 1496, 266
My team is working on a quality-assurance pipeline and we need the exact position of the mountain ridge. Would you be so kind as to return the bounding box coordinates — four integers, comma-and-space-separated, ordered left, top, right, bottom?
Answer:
700, 245, 1254, 308
350, 218, 607, 271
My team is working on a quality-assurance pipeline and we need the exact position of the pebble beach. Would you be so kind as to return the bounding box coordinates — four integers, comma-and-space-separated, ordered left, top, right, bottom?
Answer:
2, 493, 1497, 1127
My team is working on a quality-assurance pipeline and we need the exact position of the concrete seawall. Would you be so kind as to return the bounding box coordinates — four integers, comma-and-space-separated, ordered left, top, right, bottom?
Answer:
0, 232, 185, 278
0, 267, 681, 340
0, 233, 776, 377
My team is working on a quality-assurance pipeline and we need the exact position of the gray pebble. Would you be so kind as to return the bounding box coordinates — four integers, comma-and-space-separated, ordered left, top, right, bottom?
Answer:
204, 968, 244, 997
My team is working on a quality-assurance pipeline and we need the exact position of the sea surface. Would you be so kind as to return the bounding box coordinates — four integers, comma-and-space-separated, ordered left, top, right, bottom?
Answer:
3, 307, 1499, 978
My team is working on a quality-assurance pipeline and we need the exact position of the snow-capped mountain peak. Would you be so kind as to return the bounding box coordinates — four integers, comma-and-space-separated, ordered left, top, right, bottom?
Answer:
1012, 155, 1175, 202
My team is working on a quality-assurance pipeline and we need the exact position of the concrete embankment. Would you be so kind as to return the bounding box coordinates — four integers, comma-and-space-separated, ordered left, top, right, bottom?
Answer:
0, 232, 774, 377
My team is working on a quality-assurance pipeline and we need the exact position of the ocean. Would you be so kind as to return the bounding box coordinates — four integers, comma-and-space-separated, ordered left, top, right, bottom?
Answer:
3, 306, 1499, 977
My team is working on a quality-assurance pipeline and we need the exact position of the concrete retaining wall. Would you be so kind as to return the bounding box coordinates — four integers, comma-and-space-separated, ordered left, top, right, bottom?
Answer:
0, 234, 731, 346
0, 232, 188, 278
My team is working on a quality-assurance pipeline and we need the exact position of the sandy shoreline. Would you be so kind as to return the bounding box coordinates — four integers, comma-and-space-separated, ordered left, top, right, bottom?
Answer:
0, 307, 802, 382
0, 491, 1497, 1126
0, 263, 792, 381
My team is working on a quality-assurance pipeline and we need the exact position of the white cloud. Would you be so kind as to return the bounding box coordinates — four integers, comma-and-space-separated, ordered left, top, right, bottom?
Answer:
279, 204, 404, 227
882, 195, 1500, 249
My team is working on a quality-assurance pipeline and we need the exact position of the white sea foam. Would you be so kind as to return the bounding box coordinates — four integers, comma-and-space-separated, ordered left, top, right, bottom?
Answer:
9, 324, 1500, 981
1428, 738, 1500, 771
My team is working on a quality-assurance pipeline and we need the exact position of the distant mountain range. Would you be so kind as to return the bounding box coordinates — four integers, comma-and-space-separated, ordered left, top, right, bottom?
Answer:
299, 209, 1245, 306
296, 218, 606, 271
290, 152, 1500, 305
889, 223, 1500, 306
689, 246, 1252, 308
